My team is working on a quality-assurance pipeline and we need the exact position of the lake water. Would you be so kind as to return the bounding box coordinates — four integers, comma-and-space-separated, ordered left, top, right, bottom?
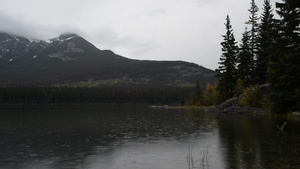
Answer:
0, 105, 299, 169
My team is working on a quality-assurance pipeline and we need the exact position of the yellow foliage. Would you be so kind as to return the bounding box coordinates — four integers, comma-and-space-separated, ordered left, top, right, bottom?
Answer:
186, 82, 217, 107
203, 83, 217, 106
238, 85, 267, 108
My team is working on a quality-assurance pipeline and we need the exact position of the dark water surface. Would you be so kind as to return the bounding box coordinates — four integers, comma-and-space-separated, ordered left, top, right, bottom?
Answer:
0, 105, 299, 169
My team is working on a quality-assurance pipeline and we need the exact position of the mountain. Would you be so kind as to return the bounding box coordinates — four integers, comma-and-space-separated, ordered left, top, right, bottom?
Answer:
0, 32, 217, 87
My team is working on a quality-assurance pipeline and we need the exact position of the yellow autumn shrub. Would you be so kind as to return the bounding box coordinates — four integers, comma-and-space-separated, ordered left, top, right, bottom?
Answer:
239, 85, 261, 108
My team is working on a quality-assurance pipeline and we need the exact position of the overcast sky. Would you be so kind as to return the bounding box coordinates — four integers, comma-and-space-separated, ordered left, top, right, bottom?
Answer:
0, 0, 279, 70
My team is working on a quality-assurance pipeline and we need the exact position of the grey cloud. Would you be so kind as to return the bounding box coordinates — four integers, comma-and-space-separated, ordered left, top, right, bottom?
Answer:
90, 27, 119, 45
1, 0, 281, 70
0, 12, 83, 40
146, 9, 166, 17
111, 34, 159, 57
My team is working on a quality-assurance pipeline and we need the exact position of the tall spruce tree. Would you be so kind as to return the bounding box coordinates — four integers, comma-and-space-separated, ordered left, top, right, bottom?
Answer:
255, 0, 276, 84
193, 81, 203, 106
216, 15, 238, 103
245, 0, 260, 83
268, 0, 300, 113
237, 28, 252, 87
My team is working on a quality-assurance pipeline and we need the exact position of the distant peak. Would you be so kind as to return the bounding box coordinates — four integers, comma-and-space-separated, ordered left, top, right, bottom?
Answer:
49, 33, 80, 43
58, 33, 79, 40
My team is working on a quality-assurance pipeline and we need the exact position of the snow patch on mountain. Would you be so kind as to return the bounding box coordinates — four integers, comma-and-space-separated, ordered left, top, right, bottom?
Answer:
49, 33, 79, 43
64, 37, 74, 41
45, 39, 52, 43
2, 39, 12, 43
28, 39, 41, 43
50, 37, 74, 43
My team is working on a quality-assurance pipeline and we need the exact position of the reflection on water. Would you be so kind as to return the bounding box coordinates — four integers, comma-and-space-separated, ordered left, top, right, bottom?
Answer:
0, 105, 299, 169
217, 113, 300, 169
0, 105, 222, 169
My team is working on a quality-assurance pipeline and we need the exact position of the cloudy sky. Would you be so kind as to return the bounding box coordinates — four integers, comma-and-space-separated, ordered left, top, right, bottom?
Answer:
0, 0, 279, 70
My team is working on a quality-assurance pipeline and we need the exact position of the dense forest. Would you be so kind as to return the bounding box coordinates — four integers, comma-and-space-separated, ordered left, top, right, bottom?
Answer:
216, 0, 299, 114
0, 86, 192, 105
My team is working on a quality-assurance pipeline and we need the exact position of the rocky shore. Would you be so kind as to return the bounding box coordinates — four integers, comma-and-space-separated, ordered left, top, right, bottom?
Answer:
205, 97, 269, 114
205, 84, 270, 114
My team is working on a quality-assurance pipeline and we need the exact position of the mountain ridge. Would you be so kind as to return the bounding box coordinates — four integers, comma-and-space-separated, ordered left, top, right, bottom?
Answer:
0, 32, 217, 87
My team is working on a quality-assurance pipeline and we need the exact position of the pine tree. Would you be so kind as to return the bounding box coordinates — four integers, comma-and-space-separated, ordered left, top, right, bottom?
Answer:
237, 28, 252, 87
194, 81, 203, 105
255, 0, 276, 84
268, 0, 300, 113
216, 15, 238, 103
245, 0, 260, 83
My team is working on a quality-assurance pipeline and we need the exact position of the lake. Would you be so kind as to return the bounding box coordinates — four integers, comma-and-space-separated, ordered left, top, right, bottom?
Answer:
0, 105, 299, 169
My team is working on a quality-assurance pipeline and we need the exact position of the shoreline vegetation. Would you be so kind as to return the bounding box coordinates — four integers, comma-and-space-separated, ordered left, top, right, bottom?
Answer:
215, 0, 299, 114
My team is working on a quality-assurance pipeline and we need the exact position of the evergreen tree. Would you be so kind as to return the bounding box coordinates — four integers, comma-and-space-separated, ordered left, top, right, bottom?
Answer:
194, 81, 203, 105
245, 0, 260, 83
255, 0, 276, 84
186, 81, 204, 106
268, 0, 300, 113
216, 15, 238, 103
237, 28, 252, 87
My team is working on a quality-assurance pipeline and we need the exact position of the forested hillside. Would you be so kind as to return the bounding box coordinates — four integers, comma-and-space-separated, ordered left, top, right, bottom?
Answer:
0, 33, 218, 104
0, 33, 216, 87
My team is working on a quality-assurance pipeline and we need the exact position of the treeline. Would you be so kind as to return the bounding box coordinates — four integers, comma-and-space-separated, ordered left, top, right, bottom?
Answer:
216, 0, 299, 113
0, 86, 193, 104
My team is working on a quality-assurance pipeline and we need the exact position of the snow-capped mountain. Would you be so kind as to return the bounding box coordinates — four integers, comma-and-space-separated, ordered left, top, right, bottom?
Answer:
0, 32, 217, 86
0, 33, 95, 63
0, 32, 47, 62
